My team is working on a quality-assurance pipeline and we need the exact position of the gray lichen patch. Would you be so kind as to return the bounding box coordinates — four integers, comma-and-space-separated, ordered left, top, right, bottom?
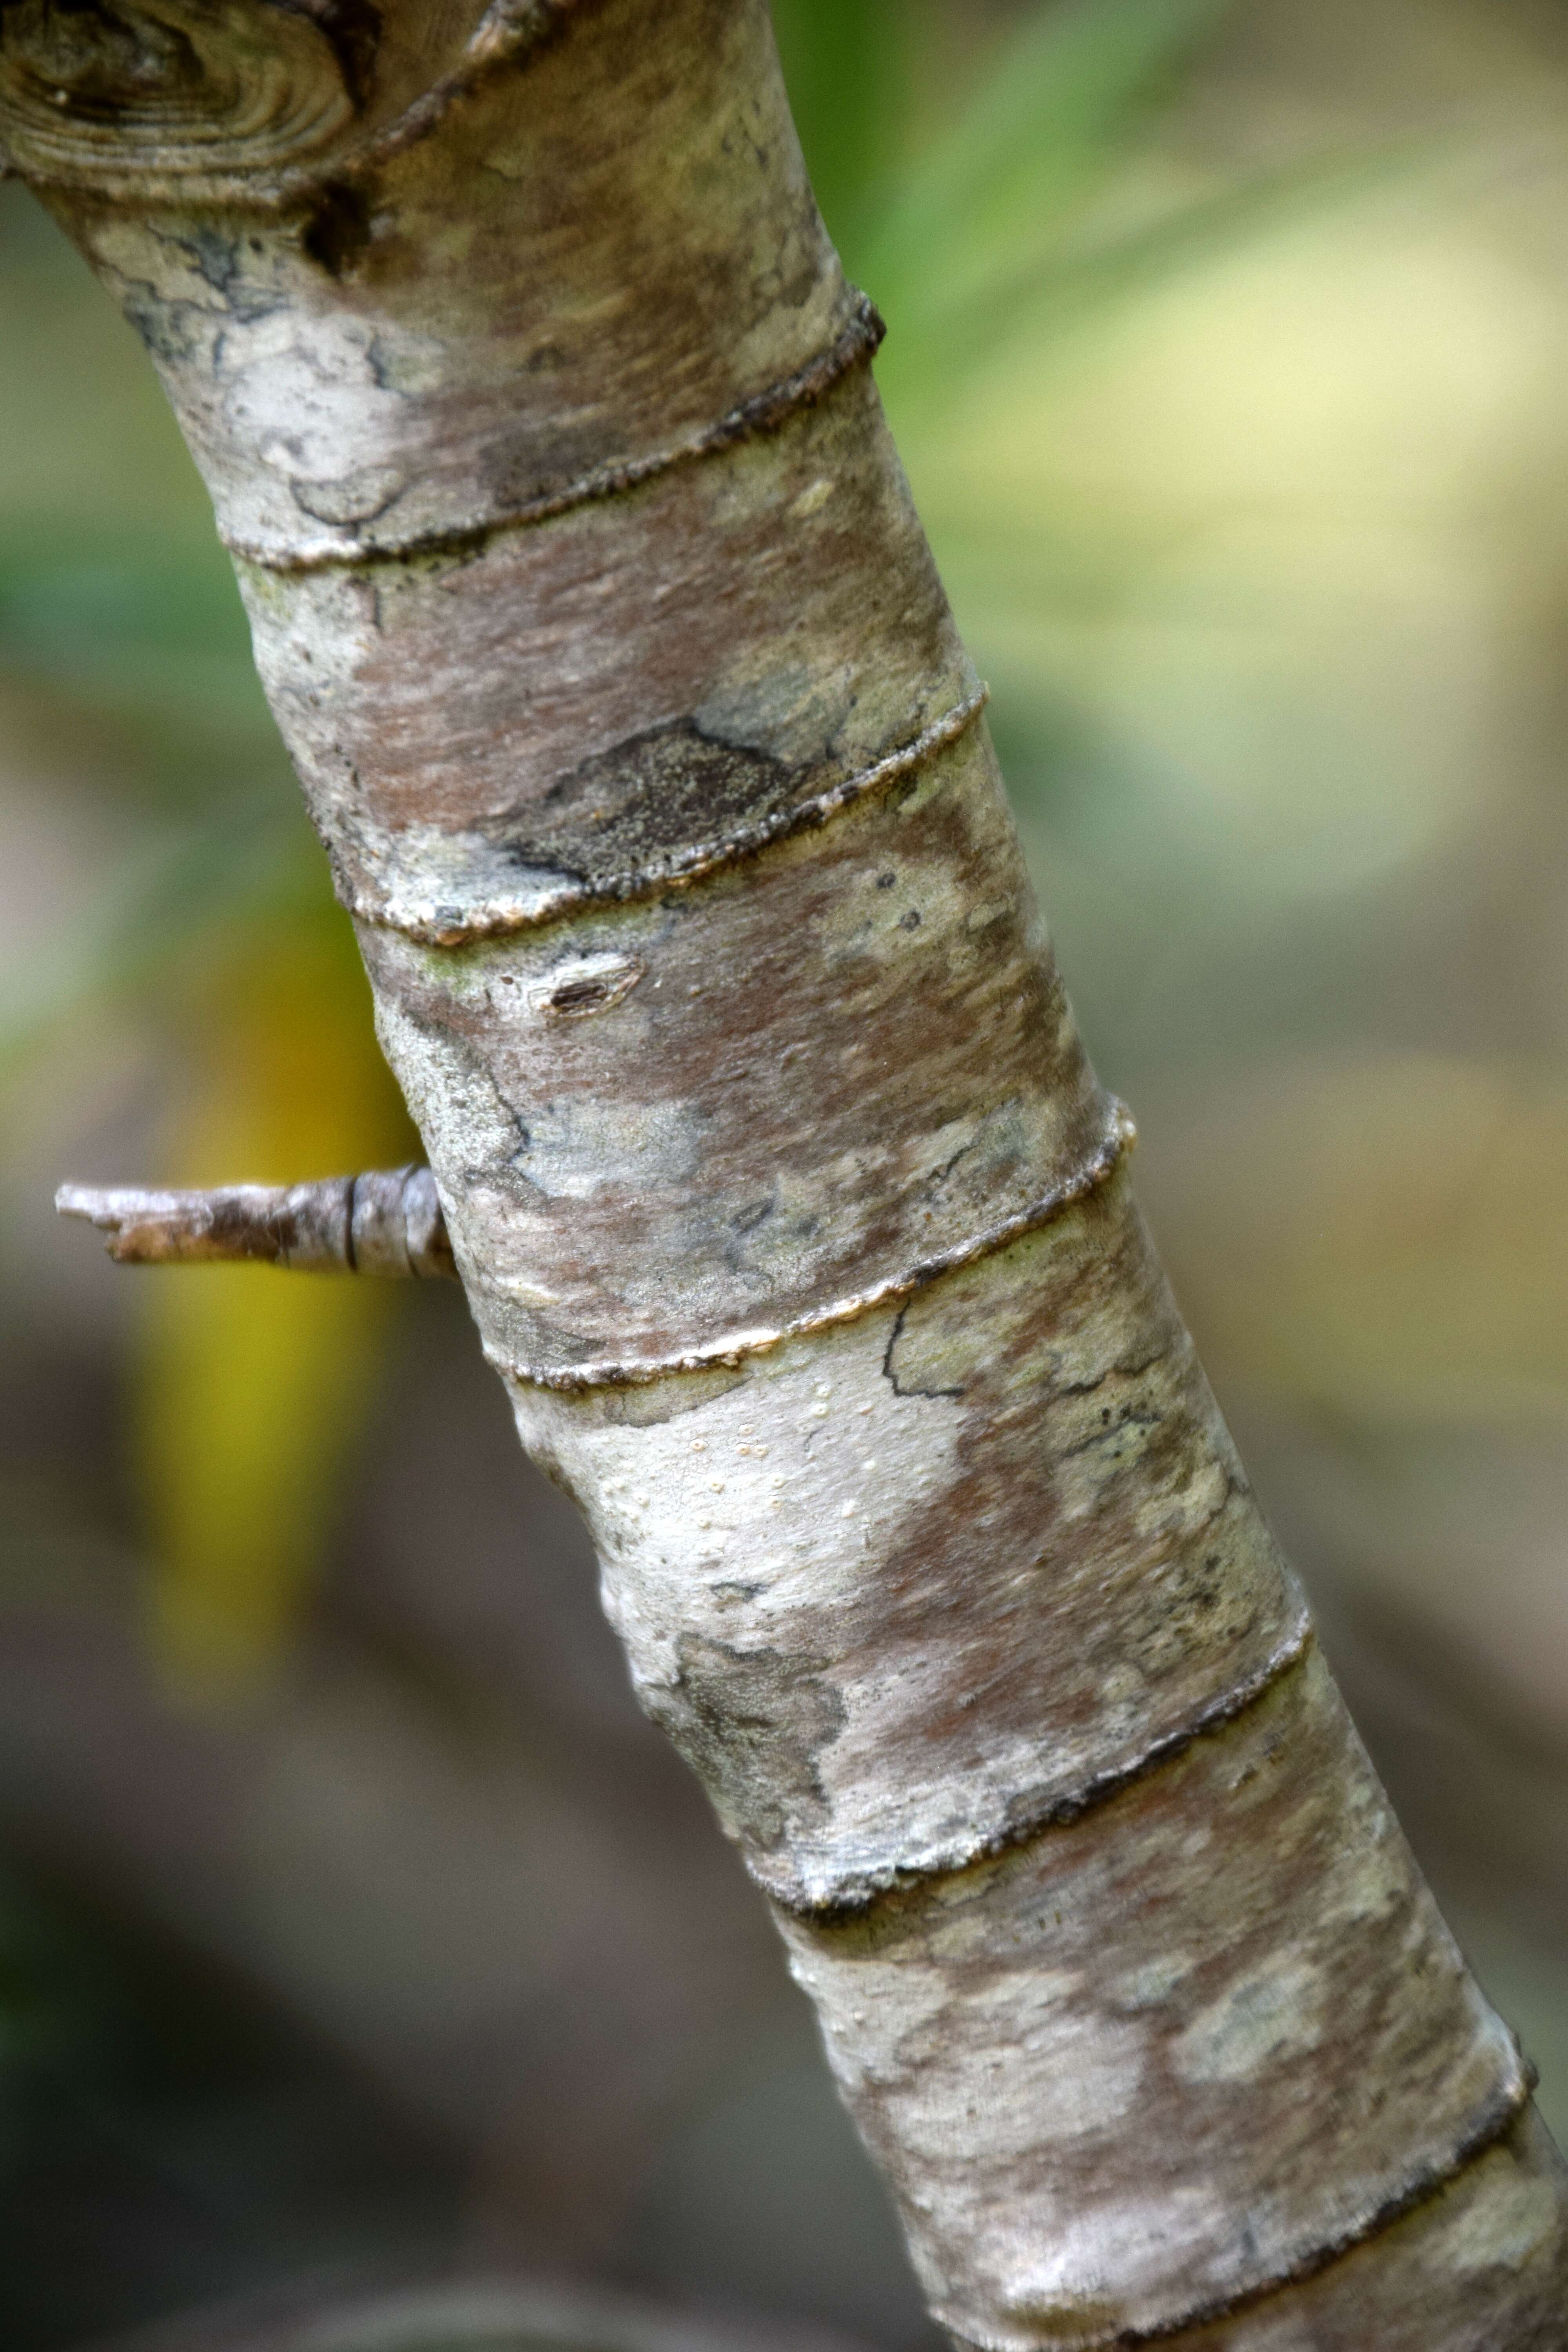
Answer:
643, 1632, 848, 1854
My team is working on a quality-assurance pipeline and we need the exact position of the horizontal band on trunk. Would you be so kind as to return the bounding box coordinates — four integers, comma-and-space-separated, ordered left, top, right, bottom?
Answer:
941, 2064, 1537, 2352
226, 292, 886, 576
770, 1613, 1318, 1923
350, 681, 989, 944
488, 1098, 1136, 1389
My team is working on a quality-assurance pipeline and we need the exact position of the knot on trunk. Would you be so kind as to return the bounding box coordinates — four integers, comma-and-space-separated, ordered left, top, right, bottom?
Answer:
0, 0, 370, 181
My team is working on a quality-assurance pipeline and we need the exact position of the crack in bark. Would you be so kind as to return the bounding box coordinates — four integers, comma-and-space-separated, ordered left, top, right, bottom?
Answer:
1054, 1351, 1166, 1402
881, 1302, 966, 1400
225, 288, 886, 573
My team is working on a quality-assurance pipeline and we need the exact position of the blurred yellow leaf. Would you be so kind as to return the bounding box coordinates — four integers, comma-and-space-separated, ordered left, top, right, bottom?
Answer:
134, 909, 418, 1693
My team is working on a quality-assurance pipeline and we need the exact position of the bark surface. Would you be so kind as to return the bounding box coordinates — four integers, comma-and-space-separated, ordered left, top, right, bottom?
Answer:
12, 3, 1567, 2344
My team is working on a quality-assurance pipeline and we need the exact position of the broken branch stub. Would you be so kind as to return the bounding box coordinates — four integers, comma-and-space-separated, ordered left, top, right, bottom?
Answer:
56, 1168, 454, 1278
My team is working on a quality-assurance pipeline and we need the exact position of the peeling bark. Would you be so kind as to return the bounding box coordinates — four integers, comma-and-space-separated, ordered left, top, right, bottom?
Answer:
20, 3, 1568, 2345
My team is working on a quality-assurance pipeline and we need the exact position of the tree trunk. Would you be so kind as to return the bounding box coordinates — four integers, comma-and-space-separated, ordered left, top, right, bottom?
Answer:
7, 3, 1566, 2343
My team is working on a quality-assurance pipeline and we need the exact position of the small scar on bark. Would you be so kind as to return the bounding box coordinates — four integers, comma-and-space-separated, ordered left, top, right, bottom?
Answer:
302, 181, 373, 278
538, 955, 644, 1018
546, 974, 617, 1015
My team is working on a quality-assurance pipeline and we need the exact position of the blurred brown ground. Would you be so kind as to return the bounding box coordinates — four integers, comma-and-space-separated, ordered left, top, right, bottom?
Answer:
1, 2, 1565, 2347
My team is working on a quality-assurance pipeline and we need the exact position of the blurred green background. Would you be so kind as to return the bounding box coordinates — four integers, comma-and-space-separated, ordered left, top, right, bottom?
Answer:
2, 0, 1566, 2345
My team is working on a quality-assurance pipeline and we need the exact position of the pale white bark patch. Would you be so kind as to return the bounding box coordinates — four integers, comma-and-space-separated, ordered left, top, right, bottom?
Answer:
1171, 1958, 1328, 2085
1440, 2163, 1563, 2277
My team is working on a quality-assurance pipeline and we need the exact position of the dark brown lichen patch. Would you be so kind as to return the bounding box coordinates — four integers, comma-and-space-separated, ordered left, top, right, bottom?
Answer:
854, 1186, 1298, 1769
488, 719, 797, 889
